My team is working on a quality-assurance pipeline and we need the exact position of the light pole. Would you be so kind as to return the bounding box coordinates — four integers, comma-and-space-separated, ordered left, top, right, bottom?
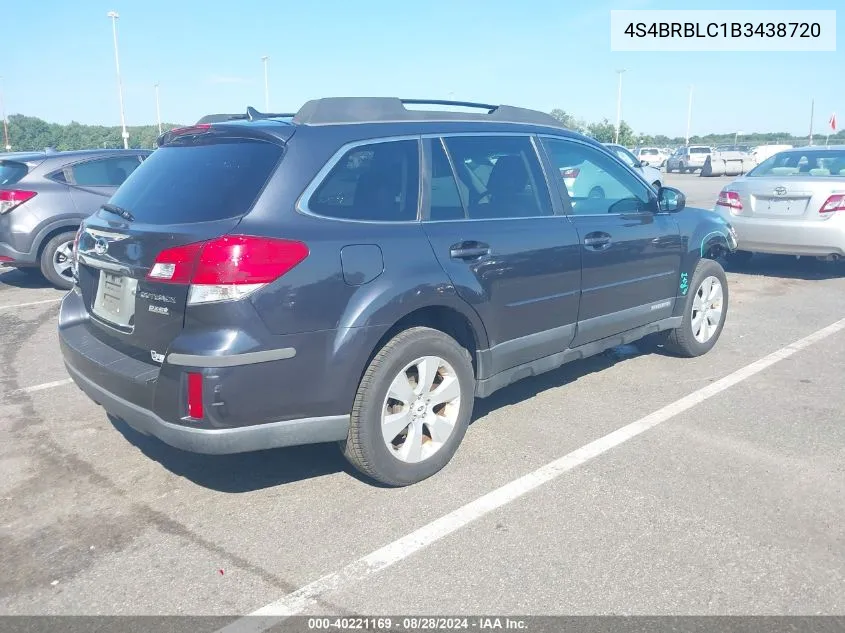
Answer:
614, 69, 626, 144
107, 11, 129, 149
261, 56, 270, 111
685, 84, 694, 146
154, 83, 162, 135
734, 130, 743, 145
0, 76, 10, 151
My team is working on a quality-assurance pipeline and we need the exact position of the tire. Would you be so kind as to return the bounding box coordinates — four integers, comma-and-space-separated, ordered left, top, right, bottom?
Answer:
663, 259, 729, 358
726, 250, 753, 267
39, 230, 77, 290
341, 327, 475, 486
680, 163, 687, 173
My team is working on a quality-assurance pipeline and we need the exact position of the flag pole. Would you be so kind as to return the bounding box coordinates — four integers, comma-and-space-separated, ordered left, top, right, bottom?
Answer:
808, 99, 814, 145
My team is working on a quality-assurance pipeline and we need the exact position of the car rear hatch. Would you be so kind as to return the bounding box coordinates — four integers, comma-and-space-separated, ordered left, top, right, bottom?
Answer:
74, 123, 294, 361
728, 176, 845, 221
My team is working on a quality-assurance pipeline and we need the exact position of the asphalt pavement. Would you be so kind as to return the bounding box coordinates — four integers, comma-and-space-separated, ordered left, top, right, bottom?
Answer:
1, 172, 843, 622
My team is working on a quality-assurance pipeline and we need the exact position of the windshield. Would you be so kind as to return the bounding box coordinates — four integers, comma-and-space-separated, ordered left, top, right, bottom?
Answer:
0, 161, 29, 186
748, 150, 845, 177
107, 138, 283, 224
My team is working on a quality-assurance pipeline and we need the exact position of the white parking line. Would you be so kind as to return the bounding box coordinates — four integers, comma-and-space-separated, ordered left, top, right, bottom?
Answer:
5, 379, 73, 396
218, 317, 845, 633
0, 298, 62, 311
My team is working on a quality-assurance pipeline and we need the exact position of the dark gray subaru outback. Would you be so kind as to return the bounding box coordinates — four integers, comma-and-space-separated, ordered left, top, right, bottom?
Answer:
59, 98, 737, 486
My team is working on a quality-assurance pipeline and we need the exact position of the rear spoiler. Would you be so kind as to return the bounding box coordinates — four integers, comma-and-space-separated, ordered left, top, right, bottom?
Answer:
195, 108, 295, 124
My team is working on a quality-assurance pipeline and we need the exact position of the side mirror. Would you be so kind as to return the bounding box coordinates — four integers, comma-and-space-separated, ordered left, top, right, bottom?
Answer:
639, 159, 648, 167
658, 186, 686, 213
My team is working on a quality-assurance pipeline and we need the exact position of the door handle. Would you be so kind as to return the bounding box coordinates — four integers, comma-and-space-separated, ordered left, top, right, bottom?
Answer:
583, 232, 612, 250
449, 242, 490, 260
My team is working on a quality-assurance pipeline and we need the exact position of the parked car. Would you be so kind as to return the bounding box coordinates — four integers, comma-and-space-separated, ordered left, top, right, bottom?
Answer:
714, 146, 845, 263
749, 144, 793, 165
634, 146, 666, 167
59, 97, 736, 487
667, 146, 712, 173
604, 143, 663, 189
0, 149, 151, 288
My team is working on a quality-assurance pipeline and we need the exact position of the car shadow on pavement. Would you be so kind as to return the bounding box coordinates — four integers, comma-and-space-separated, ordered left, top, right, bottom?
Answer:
108, 415, 354, 492
0, 267, 54, 289
472, 335, 667, 421
108, 338, 668, 491
725, 254, 844, 280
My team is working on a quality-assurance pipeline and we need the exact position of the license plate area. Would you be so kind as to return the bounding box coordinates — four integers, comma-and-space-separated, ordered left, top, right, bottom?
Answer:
92, 271, 137, 329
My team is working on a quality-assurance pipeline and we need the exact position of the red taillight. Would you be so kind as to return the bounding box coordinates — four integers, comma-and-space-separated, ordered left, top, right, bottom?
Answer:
560, 168, 580, 179
0, 190, 36, 215
187, 372, 204, 419
819, 194, 845, 214
148, 236, 308, 285
0, 255, 13, 263
147, 241, 204, 284
147, 235, 309, 304
716, 190, 743, 211
192, 236, 309, 285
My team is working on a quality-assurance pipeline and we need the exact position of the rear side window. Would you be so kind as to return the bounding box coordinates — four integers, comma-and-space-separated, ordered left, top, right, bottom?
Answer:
442, 135, 552, 219
690, 147, 710, 154
0, 161, 28, 186
108, 140, 282, 224
308, 139, 420, 222
70, 156, 145, 186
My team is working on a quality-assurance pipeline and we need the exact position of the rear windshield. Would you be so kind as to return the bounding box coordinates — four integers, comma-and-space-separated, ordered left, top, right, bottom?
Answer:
641, 149, 659, 155
690, 147, 710, 154
107, 139, 283, 224
0, 161, 28, 186
748, 150, 845, 177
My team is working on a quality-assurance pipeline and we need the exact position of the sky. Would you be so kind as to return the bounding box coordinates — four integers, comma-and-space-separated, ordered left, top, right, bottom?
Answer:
2, 0, 842, 138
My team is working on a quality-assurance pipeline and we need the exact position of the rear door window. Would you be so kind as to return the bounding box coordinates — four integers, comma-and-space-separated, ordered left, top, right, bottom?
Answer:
0, 161, 28, 186
308, 139, 420, 222
441, 135, 552, 219
70, 156, 145, 186
108, 140, 282, 224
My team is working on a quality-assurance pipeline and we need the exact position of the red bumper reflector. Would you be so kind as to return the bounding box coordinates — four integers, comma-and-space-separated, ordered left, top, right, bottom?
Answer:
187, 372, 204, 418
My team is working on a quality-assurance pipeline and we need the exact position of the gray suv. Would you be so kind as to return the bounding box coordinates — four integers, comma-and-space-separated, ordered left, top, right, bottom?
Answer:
0, 149, 150, 288
59, 98, 736, 486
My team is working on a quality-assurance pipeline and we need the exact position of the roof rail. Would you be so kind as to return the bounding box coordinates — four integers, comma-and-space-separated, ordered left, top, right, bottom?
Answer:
290, 97, 563, 128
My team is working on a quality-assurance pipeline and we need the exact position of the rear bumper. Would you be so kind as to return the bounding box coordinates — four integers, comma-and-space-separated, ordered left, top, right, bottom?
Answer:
58, 289, 359, 454
0, 240, 37, 265
724, 213, 845, 256
64, 361, 349, 454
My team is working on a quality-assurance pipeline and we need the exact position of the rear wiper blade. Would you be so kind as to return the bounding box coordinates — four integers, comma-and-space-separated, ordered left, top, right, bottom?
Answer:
101, 203, 134, 222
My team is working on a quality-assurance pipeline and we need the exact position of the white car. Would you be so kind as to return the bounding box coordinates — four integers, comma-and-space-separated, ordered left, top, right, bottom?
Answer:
558, 144, 663, 200
634, 146, 666, 167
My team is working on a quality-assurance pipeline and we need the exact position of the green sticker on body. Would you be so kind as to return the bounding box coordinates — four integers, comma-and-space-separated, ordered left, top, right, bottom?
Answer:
679, 272, 689, 296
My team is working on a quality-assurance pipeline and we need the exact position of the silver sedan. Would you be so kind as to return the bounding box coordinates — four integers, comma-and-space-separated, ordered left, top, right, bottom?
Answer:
713, 146, 845, 261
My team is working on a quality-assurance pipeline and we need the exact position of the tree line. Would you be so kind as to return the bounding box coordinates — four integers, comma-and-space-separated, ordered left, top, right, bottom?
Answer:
549, 109, 843, 148
3, 111, 843, 153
